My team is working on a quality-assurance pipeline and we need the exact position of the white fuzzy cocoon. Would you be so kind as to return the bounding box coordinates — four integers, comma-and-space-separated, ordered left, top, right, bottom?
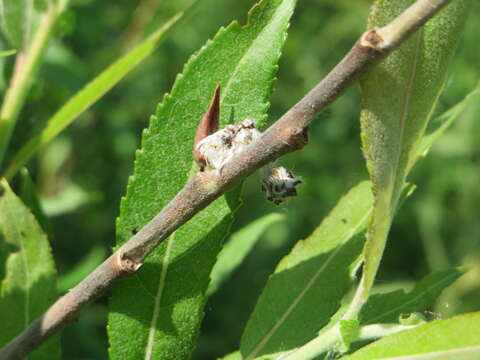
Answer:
195, 118, 261, 170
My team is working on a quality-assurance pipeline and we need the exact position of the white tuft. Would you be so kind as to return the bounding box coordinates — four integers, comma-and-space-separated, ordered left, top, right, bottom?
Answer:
196, 118, 261, 171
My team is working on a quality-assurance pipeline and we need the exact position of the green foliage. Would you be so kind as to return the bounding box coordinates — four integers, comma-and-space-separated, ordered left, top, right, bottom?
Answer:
4, 11, 185, 178
108, 0, 296, 359
359, 0, 471, 299
416, 81, 480, 162
342, 312, 480, 359
0, 0, 477, 358
208, 213, 284, 295
240, 182, 373, 359
360, 268, 465, 324
0, 180, 59, 359
339, 320, 360, 352
19, 168, 50, 232
0, 49, 16, 57
0, 0, 41, 48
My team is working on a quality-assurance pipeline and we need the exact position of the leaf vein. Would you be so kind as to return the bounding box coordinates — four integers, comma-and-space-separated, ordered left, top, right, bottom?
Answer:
391, 30, 422, 208
144, 232, 176, 360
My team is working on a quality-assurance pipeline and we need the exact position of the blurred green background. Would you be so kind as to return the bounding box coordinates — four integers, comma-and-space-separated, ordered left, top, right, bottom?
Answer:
1, 0, 479, 359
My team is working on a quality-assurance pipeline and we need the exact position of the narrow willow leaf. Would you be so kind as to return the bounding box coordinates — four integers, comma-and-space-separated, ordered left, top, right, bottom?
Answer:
341, 312, 480, 360
360, 268, 465, 325
0, 49, 16, 57
108, 0, 296, 359
3, 11, 184, 179
415, 81, 480, 164
208, 213, 284, 295
239, 182, 373, 359
359, 0, 470, 299
0, 179, 59, 359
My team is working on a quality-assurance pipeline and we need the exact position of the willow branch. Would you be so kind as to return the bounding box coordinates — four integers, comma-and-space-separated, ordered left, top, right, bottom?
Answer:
0, 0, 453, 359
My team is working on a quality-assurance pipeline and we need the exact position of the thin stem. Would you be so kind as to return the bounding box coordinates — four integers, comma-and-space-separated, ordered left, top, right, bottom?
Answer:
280, 325, 340, 360
0, 4, 59, 168
0, 0, 453, 358
358, 323, 417, 341
279, 323, 416, 360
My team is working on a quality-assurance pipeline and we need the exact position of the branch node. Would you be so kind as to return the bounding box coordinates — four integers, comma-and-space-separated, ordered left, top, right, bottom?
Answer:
360, 29, 384, 52
287, 126, 309, 150
115, 252, 142, 275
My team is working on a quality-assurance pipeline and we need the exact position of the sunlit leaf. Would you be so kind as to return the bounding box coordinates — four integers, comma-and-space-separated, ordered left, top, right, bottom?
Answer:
0, 49, 16, 57
342, 312, 480, 360
240, 182, 373, 359
359, 0, 470, 299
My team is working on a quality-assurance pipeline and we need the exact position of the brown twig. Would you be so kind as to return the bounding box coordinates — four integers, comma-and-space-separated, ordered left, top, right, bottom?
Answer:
0, 0, 454, 358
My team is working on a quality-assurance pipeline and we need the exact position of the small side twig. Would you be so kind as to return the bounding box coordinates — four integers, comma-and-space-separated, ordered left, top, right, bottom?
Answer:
0, 1, 453, 359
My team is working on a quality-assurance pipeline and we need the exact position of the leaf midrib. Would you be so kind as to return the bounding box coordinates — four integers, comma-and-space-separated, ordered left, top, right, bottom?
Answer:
390, 30, 422, 210
144, 232, 176, 360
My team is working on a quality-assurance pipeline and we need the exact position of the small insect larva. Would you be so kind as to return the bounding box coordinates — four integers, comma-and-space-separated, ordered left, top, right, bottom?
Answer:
261, 166, 302, 205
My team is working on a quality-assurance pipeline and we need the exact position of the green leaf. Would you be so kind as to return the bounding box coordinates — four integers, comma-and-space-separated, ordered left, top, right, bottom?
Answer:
107, 0, 296, 359
208, 213, 284, 295
416, 81, 480, 163
339, 320, 360, 352
0, 0, 31, 48
0, 179, 59, 359
359, 268, 465, 325
239, 182, 373, 359
359, 0, 470, 300
0, 0, 54, 49
0, 49, 16, 57
41, 182, 99, 216
19, 168, 50, 233
341, 312, 480, 360
220, 351, 242, 360
3, 10, 185, 179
